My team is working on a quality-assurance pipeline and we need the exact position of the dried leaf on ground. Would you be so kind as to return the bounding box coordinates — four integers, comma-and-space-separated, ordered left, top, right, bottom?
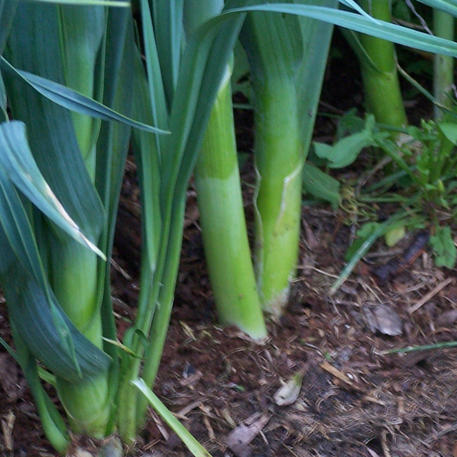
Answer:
226, 414, 270, 457
363, 303, 403, 336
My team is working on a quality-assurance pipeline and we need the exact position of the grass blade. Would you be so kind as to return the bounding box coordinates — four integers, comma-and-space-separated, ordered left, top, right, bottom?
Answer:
132, 379, 213, 457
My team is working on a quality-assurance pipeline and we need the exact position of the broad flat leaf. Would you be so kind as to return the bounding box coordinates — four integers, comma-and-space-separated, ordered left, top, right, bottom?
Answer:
431, 225, 456, 268
296, 0, 339, 153
0, 164, 57, 286
0, 170, 110, 382
153, 0, 184, 107
0, 0, 17, 118
302, 162, 340, 208
95, 10, 135, 366
131, 45, 161, 276
140, 0, 169, 161
5, 275, 111, 382
95, 9, 134, 250
438, 122, 457, 144
314, 115, 375, 168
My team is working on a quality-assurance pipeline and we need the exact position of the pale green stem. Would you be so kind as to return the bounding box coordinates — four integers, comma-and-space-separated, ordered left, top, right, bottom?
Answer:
433, 9, 454, 119
359, 0, 407, 127
51, 239, 110, 437
58, 6, 105, 178
194, 67, 266, 338
11, 326, 70, 454
119, 0, 232, 441
118, 200, 185, 443
254, 80, 303, 315
135, 205, 184, 431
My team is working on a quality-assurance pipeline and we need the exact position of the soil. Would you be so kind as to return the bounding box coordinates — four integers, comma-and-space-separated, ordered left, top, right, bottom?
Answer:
1, 30, 457, 457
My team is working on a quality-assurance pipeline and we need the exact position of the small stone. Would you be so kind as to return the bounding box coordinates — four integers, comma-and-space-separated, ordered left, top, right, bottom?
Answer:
364, 303, 403, 336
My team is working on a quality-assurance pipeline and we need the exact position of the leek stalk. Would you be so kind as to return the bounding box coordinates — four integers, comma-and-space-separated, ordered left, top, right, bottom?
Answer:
357, 0, 406, 127
253, 79, 303, 315
195, 66, 267, 338
433, 9, 454, 119
241, 0, 337, 315
185, 0, 266, 338
51, 239, 110, 436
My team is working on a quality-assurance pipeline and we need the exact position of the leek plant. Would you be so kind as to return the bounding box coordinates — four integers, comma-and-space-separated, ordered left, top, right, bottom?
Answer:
195, 0, 457, 323
2, 3, 131, 446
240, 0, 337, 315
1, 0, 457, 455
349, 0, 407, 127
434, 8, 454, 118
191, 1, 267, 339
194, 64, 267, 338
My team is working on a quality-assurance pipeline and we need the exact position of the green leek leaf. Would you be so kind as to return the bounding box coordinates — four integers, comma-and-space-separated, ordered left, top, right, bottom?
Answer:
417, 0, 457, 17
0, 0, 17, 55
0, 121, 104, 257
30, 0, 129, 6
225, 4, 457, 57
0, 57, 168, 135
1, 254, 110, 382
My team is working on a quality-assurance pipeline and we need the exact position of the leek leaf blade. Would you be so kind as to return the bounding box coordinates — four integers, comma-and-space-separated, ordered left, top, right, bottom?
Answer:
0, 57, 168, 135
0, 121, 104, 257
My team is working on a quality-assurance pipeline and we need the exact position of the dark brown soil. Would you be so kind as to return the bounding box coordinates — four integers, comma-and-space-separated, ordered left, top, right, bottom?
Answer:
1, 29, 457, 457
3, 174, 457, 457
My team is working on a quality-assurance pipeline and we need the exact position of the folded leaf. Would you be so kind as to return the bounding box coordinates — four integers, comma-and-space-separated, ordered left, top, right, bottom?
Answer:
302, 162, 341, 208
0, 121, 104, 257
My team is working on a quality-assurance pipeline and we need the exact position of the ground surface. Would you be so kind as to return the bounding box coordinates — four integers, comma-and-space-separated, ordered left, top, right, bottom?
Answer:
1, 31, 457, 457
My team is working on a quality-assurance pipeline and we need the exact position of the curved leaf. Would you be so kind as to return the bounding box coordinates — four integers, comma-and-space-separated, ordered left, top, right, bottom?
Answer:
5, 271, 111, 382
418, 0, 457, 17
225, 4, 457, 57
0, 220, 110, 382
1, 57, 169, 135
0, 121, 104, 257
